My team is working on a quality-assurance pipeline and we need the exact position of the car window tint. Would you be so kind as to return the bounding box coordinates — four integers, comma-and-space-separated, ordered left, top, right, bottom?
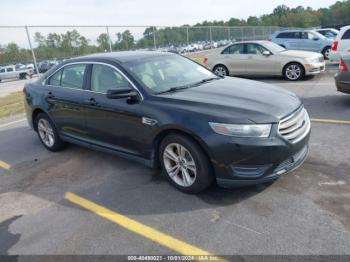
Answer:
342, 29, 350, 40
301, 32, 314, 39
277, 32, 299, 39
91, 64, 129, 93
246, 44, 268, 55
0, 69, 5, 73
48, 69, 63, 86
61, 64, 86, 89
6, 68, 13, 72
229, 44, 244, 54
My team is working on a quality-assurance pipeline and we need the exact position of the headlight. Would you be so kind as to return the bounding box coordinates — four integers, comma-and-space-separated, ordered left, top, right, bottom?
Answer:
209, 122, 272, 137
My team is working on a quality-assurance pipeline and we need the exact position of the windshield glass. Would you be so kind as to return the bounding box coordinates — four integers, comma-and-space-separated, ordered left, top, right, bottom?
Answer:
263, 41, 286, 53
126, 54, 218, 94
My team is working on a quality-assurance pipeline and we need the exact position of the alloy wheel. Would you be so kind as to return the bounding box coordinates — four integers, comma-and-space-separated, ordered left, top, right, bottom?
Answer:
214, 66, 227, 76
163, 143, 197, 187
285, 64, 302, 80
38, 118, 55, 147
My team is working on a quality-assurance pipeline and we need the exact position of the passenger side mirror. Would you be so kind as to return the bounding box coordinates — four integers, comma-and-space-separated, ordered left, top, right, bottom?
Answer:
262, 50, 271, 56
106, 88, 139, 100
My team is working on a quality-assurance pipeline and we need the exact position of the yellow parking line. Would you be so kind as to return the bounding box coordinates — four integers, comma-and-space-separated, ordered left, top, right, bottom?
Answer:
0, 160, 11, 171
311, 118, 350, 125
65, 192, 219, 257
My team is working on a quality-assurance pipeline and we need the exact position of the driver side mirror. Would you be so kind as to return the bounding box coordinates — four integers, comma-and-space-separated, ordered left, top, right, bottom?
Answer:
106, 88, 139, 100
262, 50, 271, 56
313, 37, 319, 41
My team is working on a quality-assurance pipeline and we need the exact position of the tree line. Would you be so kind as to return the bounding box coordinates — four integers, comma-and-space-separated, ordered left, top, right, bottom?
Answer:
0, 1, 349, 65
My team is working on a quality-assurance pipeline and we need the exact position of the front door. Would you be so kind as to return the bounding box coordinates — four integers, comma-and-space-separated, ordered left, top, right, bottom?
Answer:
83, 63, 146, 156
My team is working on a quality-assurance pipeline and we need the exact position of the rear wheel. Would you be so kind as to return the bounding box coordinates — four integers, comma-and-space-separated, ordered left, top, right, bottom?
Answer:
322, 46, 331, 60
283, 63, 304, 81
159, 134, 213, 193
213, 65, 229, 76
35, 113, 66, 152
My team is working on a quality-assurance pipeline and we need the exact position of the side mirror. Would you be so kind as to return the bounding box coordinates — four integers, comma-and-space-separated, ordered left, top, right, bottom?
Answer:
262, 50, 271, 56
106, 88, 139, 100
313, 37, 319, 41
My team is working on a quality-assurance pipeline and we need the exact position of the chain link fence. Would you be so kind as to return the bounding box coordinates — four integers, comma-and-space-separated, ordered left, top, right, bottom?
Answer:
0, 25, 295, 74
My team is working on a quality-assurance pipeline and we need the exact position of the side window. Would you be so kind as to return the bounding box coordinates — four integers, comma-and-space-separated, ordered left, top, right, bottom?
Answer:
6, 68, 14, 72
91, 64, 129, 93
277, 32, 298, 39
229, 44, 244, 54
48, 69, 63, 86
301, 32, 314, 40
246, 44, 268, 55
61, 64, 86, 89
0, 68, 5, 73
341, 29, 350, 40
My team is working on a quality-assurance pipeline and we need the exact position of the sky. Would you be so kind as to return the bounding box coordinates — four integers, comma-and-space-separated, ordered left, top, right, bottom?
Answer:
0, 0, 337, 47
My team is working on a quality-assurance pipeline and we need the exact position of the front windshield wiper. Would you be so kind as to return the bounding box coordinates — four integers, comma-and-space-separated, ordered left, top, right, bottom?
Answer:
156, 85, 191, 95
155, 77, 221, 95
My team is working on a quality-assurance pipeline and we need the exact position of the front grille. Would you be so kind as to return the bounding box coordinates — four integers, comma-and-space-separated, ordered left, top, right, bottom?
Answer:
278, 107, 311, 144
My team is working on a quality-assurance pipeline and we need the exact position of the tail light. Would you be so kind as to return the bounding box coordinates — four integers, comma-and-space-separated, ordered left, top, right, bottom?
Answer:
340, 59, 348, 72
203, 57, 208, 64
331, 41, 338, 51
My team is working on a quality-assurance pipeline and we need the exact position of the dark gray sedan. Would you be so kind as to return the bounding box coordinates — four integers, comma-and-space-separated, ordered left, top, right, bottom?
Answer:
335, 53, 350, 94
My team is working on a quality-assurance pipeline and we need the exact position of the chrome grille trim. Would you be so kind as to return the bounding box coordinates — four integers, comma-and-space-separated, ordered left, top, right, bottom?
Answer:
278, 107, 311, 144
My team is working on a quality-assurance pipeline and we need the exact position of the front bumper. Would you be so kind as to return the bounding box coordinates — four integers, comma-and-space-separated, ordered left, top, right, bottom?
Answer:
304, 62, 325, 75
204, 122, 310, 188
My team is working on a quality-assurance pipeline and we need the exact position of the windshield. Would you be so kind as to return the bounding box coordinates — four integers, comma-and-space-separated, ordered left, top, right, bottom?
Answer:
126, 54, 218, 94
263, 41, 286, 53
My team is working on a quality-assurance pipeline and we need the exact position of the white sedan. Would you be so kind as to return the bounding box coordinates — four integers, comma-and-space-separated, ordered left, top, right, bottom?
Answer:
204, 40, 325, 81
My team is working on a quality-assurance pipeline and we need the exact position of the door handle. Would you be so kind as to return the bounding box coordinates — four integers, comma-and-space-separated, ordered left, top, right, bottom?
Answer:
46, 91, 55, 99
86, 97, 98, 106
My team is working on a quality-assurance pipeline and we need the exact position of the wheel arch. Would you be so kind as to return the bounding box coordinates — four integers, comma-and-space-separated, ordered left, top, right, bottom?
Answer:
150, 127, 213, 170
32, 107, 50, 131
282, 61, 306, 76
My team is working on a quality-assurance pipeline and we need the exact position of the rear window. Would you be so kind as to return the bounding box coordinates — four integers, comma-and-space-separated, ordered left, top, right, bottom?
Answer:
277, 32, 300, 39
341, 29, 350, 40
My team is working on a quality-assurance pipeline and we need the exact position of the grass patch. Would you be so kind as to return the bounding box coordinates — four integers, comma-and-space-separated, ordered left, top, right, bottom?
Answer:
0, 91, 25, 119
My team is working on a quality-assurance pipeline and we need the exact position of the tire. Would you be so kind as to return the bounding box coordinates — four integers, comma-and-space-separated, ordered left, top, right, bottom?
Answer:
159, 134, 213, 193
34, 112, 66, 152
283, 62, 305, 81
322, 46, 331, 60
213, 64, 229, 76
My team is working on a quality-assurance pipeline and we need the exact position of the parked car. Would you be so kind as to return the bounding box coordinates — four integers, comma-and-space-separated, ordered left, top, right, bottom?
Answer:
204, 40, 325, 81
24, 51, 310, 193
270, 29, 333, 59
0, 65, 33, 82
329, 25, 350, 62
334, 54, 350, 94
315, 28, 339, 39
39, 60, 59, 73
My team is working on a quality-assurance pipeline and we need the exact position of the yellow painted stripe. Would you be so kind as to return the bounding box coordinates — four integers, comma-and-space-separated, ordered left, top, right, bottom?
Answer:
0, 160, 11, 171
311, 118, 350, 125
65, 192, 217, 257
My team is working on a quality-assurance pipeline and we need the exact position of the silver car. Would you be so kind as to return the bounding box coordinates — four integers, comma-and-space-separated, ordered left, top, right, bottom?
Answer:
205, 41, 325, 81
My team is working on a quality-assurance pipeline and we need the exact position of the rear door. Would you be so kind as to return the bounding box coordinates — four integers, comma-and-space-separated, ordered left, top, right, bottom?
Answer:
220, 44, 247, 75
45, 63, 88, 140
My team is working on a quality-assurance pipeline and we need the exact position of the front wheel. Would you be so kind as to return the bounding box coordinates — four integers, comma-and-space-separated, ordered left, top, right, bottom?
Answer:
159, 134, 213, 193
213, 65, 229, 76
283, 63, 305, 81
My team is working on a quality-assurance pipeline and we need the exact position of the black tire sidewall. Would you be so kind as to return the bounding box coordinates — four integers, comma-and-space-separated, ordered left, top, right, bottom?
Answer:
283, 63, 304, 81
35, 112, 65, 151
159, 134, 213, 193
214, 65, 229, 76
322, 47, 331, 60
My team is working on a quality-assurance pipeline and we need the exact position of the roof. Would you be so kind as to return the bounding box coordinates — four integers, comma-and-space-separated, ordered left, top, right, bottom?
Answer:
72, 51, 174, 63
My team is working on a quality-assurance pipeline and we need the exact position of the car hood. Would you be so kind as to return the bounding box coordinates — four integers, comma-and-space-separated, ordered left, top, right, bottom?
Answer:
278, 50, 322, 59
159, 77, 302, 124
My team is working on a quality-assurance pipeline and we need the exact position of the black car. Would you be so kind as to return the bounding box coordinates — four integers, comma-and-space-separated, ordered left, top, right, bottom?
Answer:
335, 54, 350, 94
24, 51, 310, 193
